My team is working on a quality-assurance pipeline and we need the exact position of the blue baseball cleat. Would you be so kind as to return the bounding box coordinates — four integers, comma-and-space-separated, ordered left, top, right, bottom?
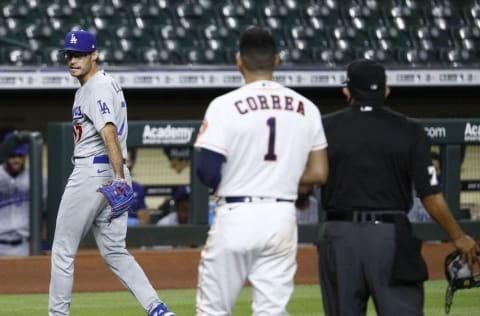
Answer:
148, 303, 175, 316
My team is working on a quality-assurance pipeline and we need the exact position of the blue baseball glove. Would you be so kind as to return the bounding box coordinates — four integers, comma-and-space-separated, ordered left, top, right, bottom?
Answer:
97, 179, 133, 223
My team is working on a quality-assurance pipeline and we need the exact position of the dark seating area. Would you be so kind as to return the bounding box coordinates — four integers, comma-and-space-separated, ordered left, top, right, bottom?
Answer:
0, 0, 479, 68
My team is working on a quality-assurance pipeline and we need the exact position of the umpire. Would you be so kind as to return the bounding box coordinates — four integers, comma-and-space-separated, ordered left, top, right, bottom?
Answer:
318, 59, 479, 316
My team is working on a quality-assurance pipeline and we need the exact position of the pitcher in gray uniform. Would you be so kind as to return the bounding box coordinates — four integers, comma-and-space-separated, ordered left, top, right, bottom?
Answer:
48, 30, 174, 316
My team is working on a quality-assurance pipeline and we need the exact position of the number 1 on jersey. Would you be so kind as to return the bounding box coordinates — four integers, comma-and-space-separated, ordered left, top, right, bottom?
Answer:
264, 117, 277, 161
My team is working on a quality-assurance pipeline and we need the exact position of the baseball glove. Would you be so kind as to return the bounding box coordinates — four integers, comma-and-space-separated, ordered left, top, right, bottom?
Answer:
97, 179, 133, 223
444, 249, 480, 314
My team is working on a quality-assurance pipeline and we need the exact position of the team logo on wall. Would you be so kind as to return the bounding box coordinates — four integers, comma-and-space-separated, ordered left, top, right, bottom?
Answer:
142, 124, 195, 145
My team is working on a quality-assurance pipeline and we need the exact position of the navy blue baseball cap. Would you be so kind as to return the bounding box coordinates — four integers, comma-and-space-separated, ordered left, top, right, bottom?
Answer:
173, 186, 190, 203
61, 30, 97, 53
4, 132, 28, 156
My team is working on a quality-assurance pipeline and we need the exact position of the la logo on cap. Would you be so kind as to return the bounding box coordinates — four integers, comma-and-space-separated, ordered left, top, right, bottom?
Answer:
70, 33, 77, 45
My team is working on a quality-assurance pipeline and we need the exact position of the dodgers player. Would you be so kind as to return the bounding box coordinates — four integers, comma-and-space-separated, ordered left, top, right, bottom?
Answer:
194, 26, 329, 315
48, 30, 174, 316
0, 135, 30, 256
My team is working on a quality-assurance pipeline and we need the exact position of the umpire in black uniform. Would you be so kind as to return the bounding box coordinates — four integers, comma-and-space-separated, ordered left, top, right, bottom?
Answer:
318, 59, 479, 316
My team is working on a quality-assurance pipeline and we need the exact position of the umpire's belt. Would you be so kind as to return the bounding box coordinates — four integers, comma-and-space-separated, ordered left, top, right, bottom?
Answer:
221, 196, 295, 204
325, 211, 404, 223
74, 155, 126, 164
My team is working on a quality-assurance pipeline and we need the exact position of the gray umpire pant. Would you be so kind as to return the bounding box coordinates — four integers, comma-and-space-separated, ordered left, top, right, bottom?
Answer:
317, 220, 424, 316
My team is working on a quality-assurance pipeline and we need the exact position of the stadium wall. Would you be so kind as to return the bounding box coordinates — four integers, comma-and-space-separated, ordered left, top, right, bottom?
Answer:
1, 86, 480, 137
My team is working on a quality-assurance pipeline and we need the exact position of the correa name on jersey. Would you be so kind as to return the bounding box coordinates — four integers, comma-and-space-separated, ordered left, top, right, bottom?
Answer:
233, 94, 305, 115
0, 189, 29, 209
142, 124, 195, 144
464, 122, 480, 141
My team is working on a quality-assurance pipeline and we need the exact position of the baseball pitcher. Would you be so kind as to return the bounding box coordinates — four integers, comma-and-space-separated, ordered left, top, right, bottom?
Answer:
48, 30, 174, 316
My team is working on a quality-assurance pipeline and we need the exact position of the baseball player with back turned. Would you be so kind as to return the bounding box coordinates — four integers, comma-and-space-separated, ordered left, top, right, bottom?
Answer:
194, 26, 329, 315
48, 30, 174, 316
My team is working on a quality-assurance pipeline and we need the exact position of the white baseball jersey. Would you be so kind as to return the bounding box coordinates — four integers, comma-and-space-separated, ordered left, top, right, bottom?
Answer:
72, 70, 128, 158
195, 80, 327, 199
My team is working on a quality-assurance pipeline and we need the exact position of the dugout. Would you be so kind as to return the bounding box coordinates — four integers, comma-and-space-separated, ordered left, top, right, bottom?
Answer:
42, 119, 480, 252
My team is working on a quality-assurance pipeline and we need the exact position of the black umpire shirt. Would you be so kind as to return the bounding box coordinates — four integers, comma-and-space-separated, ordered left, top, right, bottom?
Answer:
321, 102, 441, 212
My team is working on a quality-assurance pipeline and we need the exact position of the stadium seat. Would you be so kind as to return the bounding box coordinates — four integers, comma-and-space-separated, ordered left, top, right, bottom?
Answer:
396, 48, 438, 67
0, 0, 477, 67
176, 1, 217, 29
302, 2, 343, 32
453, 25, 480, 52
130, 2, 177, 30
341, 1, 386, 31
439, 48, 477, 67
278, 47, 315, 65
90, 3, 132, 33
218, 1, 260, 32
382, 1, 426, 31
424, 0, 466, 30
412, 25, 454, 54
45, 2, 90, 32
1, 47, 44, 66
314, 48, 353, 68
185, 47, 228, 64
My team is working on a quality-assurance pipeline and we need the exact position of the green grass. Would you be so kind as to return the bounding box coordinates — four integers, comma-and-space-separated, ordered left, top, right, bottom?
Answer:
0, 281, 479, 315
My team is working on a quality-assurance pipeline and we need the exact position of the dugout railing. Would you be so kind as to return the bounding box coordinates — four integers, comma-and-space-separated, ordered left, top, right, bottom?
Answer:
44, 119, 480, 251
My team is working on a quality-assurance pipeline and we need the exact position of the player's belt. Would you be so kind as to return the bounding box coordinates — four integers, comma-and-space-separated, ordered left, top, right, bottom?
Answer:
223, 196, 295, 203
325, 211, 404, 223
0, 238, 25, 246
92, 155, 126, 164
74, 155, 126, 164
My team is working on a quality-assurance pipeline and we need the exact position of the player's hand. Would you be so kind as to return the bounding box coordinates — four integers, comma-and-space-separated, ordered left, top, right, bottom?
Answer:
97, 179, 133, 223
453, 235, 480, 270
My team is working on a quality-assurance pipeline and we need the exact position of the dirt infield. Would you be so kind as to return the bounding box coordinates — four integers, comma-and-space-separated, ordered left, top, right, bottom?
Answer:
0, 242, 455, 294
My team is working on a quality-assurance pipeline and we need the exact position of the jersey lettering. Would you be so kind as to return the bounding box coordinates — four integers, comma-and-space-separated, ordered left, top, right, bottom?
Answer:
271, 95, 281, 109
258, 95, 269, 109
428, 165, 439, 186
72, 106, 83, 120
233, 94, 306, 116
73, 124, 83, 143
97, 100, 110, 114
0, 189, 29, 208
264, 117, 277, 161
246, 97, 258, 110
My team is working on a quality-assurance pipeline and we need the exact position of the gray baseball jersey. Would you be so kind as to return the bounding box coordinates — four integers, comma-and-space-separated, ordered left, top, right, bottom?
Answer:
0, 164, 29, 256
49, 70, 163, 315
72, 71, 128, 158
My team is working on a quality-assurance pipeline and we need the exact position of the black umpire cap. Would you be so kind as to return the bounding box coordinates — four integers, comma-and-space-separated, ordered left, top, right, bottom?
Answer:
344, 59, 386, 100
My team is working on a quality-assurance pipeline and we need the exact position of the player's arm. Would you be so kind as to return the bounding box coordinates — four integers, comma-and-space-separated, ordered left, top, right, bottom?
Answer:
196, 148, 225, 189
421, 193, 479, 268
101, 122, 125, 180
299, 148, 328, 185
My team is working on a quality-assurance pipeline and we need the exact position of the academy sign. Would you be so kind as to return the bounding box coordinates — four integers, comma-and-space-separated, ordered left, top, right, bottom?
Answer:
464, 122, 480, 142
142, 124, 196, 145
